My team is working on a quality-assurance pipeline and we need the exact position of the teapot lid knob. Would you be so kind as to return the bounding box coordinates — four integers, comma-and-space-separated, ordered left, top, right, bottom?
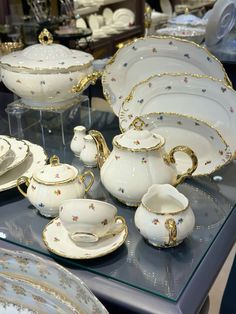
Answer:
50, 155, 60, 166
131, 117, 145, 130
38, 28, 54, 45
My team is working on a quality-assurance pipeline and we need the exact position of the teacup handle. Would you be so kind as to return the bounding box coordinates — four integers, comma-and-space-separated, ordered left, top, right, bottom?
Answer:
16, 176, 30, 198
165, 145, 198, 186
165, 218, 177, 247
70, 216, 126, 243
79, 170, 95, 192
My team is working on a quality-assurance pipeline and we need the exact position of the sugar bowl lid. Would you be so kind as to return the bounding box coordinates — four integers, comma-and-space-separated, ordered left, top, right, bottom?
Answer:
114, 117, 165, 151
0, 29, 94, 73
33, 155, 78, 184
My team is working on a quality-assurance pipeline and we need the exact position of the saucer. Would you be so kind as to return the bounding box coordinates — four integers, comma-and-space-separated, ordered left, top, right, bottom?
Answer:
42, 217, 128, 259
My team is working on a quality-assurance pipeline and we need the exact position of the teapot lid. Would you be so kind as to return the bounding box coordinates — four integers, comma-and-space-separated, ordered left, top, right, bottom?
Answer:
0, 29, 93, 73
114, 118, 165, 151
33, 155, 78, 184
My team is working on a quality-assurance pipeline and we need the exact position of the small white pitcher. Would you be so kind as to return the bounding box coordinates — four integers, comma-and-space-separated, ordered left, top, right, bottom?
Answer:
70, 125, 86, 157
80, 134, 98, 167
134, 184, 195, 248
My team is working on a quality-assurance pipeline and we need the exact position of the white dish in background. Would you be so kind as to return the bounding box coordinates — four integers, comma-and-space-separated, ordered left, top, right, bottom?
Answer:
160, 0, 173, 15
128, 113, 231, 176
0, 136, 29, 177
103, 7, 113, 25
113, 8, 135, 26
0, 248, 108, 313
119, 73, 236, 156
0, 140, 47, 192
75, 17, 87, 29
43, 216, 128, 259
102, 36, 231, 117
88, 14, 99, 30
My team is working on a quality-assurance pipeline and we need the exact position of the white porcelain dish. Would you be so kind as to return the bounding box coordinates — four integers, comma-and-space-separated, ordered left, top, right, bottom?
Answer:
113, 8, 135, 26
43, 216, 128, 259
76, 17, 87, 29
0, 29, 94, 109
156, 26, 205, 44
160, 0, 173, 15
0, 247, 108, 313
103, 7, 113, 25
102, 36, 231, 116
0, 138, 10, 162
168, 12, 207, 27
0, 140, 47, 192
119, 73, 236, 156
128, 113, 231, 176
0, 136, 29, 176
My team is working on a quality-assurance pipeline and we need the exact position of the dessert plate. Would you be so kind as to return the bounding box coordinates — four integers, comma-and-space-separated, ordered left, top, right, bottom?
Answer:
129, 113, 231, 176
43, 217, 128, 259
113, 8, 135, 26
102, 36, 231, 116
0, 247, 108, 313
119, 73, 236, 156
0, 136, 29, 176
0, 140, 47, 192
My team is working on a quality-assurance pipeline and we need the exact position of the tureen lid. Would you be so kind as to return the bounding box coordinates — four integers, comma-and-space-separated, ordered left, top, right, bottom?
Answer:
169, 9, 207, 26
0, 29, 93, 72
33, 155, 78, 184
114, 118, 164, 151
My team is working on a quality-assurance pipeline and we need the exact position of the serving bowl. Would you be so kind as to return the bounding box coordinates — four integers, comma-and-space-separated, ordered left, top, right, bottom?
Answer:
0, 29, 94, 109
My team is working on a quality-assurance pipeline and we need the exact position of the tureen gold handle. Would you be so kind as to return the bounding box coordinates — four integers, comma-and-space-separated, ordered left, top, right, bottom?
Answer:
72, 71, 102, 93
16, 176, 30, 198
38, 28, 53, 45
164, 145, 198, 185
79, 170, 95, 192
165, 218, 177, 247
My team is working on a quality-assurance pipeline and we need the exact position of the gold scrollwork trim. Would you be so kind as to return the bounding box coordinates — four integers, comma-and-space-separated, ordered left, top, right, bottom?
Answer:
42, 218, 128, 259
102, 35, 232, 113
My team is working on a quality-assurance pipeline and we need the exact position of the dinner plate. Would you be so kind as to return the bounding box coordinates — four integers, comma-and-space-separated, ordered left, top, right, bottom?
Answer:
43, 217, 128, 259
0, 248, 108, 313
128, 113, 231, 176
102, 36, 231, 116
0, 140, 47, 192
113, 8, 135, 26
103, 7, 113, 25
119, 73, 236, 156
0, 136, 29, 177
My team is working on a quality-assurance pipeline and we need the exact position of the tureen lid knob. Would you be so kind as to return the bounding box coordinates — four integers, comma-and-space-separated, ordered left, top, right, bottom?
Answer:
131, 117, 145, 130
50, 155, 60, 166
38, 28, 54, 45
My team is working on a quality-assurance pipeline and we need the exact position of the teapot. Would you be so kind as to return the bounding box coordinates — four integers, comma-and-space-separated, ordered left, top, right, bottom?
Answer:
16, 155, 94, 217
89, 118, 198, 206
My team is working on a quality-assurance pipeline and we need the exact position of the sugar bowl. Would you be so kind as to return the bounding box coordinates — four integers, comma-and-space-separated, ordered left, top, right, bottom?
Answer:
17, 155, 94, 217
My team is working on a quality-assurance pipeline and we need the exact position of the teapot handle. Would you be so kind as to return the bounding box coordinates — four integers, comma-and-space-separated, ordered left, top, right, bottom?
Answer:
165, 145, 198, 185
16, 176, 30, 198
79, 170, 95, 193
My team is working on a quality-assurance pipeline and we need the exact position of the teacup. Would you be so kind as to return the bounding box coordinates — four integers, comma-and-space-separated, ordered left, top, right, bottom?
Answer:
59, 199, 125, 243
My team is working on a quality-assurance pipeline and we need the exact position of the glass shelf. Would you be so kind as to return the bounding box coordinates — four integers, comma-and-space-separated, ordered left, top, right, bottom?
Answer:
0, 103, 235, 302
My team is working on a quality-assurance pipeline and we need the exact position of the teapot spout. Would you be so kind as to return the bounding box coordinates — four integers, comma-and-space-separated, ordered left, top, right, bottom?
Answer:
89, 130, 110, 168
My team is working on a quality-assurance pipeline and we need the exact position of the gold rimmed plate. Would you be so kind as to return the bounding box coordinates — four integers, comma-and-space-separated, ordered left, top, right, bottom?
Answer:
102, 36, 231, 116
42, 217, 128, 259
128, 113, 231, 176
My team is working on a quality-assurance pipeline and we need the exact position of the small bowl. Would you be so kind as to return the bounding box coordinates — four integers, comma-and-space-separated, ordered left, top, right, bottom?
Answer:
156, 26, 205, 44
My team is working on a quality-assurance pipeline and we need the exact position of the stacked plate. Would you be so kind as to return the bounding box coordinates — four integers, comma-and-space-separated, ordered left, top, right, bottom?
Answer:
101, 35, 235, 176
0, 136, 47, 192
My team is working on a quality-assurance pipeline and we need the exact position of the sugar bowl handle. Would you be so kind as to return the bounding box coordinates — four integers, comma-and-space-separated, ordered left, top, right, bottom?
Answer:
16, 176, 30, 198
79, 170, 95, 192
165, 145, 198, 185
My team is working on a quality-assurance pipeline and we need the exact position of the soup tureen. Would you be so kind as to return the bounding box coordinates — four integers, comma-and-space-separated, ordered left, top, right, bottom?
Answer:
0, 29, 94, 109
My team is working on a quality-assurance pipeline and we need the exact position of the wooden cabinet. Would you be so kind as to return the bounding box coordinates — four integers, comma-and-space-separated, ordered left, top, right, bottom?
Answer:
77, 0, 145, 58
